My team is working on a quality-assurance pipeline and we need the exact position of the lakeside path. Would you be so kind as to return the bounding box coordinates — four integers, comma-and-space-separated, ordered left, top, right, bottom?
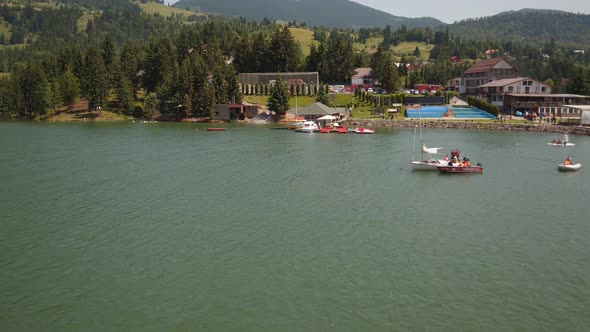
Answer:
345, 119, 590, 136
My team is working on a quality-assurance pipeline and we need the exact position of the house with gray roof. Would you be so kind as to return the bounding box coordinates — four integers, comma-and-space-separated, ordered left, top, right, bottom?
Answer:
287, 102, 347, 120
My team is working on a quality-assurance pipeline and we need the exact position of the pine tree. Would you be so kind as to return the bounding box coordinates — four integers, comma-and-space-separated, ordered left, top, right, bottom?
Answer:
82, 47, 108, 112
267, 78, 290, 117
233, 35, 253, 73
57, 70, 80, 106
382, 25, 392, 49
143, 92, 160, 120
380, 54, 399, 92
251, 32, 270, 72
269, 26, 301, 72
119, 40, 138, 84
413, 46, 421, 58
13, 63, 49, 117
316, 84, 329, 104
100, 34, 115, 74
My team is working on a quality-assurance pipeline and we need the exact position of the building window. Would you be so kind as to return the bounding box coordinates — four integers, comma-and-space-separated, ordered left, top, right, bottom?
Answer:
508, 86, 513, 92
525, 87, 530, 94
541, 87, 546, 92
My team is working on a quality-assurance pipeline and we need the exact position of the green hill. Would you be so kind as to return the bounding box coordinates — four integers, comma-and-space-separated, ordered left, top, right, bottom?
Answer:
173, 0, 444, 29
447, 9, 590, 47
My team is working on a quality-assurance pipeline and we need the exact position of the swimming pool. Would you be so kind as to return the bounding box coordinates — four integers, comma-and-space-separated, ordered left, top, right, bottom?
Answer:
406, 106, 496, 119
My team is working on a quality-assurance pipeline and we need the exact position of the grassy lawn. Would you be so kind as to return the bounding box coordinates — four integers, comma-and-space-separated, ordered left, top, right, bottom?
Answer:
353, 37, 383, 53
243, 95, 317, 109
43, 109, 132, 122
77, 12, 96, 33
135, 1, 198, 17
392, 41, 434, 61
0, 21, 11, 40
289, 27, 317, 56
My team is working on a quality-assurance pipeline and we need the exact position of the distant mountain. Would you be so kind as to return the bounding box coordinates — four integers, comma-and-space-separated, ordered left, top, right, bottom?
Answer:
172, 0, 444, 29
447, 9, 590, 47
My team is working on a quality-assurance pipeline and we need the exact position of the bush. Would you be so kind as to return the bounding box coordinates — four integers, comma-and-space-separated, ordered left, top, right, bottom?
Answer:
467, 96, 499, 116
133, 105, 144, 119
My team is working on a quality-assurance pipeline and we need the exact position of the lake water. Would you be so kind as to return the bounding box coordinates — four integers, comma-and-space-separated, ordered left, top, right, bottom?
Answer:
1, 121, 589, 331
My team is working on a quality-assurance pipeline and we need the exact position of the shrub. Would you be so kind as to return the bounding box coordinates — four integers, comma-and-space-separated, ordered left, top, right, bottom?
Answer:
467, 96, 499, 116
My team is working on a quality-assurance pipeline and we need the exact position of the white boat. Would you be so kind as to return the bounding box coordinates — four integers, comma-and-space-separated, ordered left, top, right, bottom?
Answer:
297, 121, 319, 133
548, 142, 575, 146
558, 163, 582, 171
547, 133, 575, 146
353, 127, 375, 134
410, 110, 447, 171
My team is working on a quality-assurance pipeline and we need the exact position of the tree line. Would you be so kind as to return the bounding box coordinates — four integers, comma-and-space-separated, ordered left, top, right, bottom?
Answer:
1, 1, 590, 118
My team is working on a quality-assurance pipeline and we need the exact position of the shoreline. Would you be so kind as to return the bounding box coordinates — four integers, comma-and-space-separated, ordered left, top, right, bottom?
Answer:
4, 116, 590, 136
344, 119, 590, 136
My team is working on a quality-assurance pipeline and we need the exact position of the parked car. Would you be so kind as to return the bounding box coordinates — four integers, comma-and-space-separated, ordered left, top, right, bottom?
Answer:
367, 88, 374, 93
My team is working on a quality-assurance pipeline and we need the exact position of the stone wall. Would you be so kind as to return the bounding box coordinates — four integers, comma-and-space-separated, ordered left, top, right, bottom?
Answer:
344, 119, 590, 136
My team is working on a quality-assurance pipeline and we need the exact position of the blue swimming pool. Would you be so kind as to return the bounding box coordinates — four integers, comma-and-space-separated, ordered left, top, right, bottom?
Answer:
406, 106, 496, 119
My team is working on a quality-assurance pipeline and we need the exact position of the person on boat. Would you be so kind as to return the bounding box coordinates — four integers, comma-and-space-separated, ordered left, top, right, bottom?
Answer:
564, 156, 573, 165
464, 157, 471, 167
444, 155, 449, 161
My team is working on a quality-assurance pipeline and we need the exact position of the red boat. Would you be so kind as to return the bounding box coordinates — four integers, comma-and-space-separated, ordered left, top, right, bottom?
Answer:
437, 149, 483, 173
320, 124, 348, 134
437, 165, 484, 174
207, 128, 226, 131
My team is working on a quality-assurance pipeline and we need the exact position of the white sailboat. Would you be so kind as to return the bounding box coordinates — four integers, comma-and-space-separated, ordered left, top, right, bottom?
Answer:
410, 110, 447, 171
547, 133, 575, 146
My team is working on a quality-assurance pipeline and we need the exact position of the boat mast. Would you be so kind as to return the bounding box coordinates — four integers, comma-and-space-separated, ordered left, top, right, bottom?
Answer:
295, 77, 298, 118
419, 105, 424, 160
412, 125, 417, 162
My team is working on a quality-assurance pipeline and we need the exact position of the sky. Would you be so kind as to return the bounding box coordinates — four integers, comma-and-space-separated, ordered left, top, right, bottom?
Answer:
167, 0, 590, 24
350, 0, 590, 23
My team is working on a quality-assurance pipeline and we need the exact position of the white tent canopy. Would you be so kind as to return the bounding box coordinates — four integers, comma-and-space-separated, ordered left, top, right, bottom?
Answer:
316, 115, 337, 120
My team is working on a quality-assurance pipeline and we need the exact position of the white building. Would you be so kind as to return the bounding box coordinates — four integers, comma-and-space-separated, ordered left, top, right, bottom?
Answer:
479, 77, 551, 107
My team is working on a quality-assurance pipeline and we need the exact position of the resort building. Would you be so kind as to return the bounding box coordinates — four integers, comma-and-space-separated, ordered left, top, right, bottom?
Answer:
503, 94, 590, 118
479, 77, 552, 107
447, 77, 466, 94
463, 58, 519, 95
213, 102, 264, 121
351, 68, 376, 90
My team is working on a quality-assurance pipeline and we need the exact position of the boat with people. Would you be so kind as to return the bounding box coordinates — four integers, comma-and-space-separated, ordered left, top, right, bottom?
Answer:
296, 121, 320, 133
547, 133, 575, 146
436, 150, 484, 174
558, 156, 582, 172
410, 110, 447, 171
352, 127, 375, 134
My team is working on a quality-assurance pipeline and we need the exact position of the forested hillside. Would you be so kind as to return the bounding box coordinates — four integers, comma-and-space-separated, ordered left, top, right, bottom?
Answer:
1, 1, 590, 120
448, 9, 590, 48
173, 0, 443, 29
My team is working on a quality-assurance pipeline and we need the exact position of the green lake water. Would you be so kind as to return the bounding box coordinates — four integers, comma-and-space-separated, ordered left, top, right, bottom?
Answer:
1, 121, 589, 331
